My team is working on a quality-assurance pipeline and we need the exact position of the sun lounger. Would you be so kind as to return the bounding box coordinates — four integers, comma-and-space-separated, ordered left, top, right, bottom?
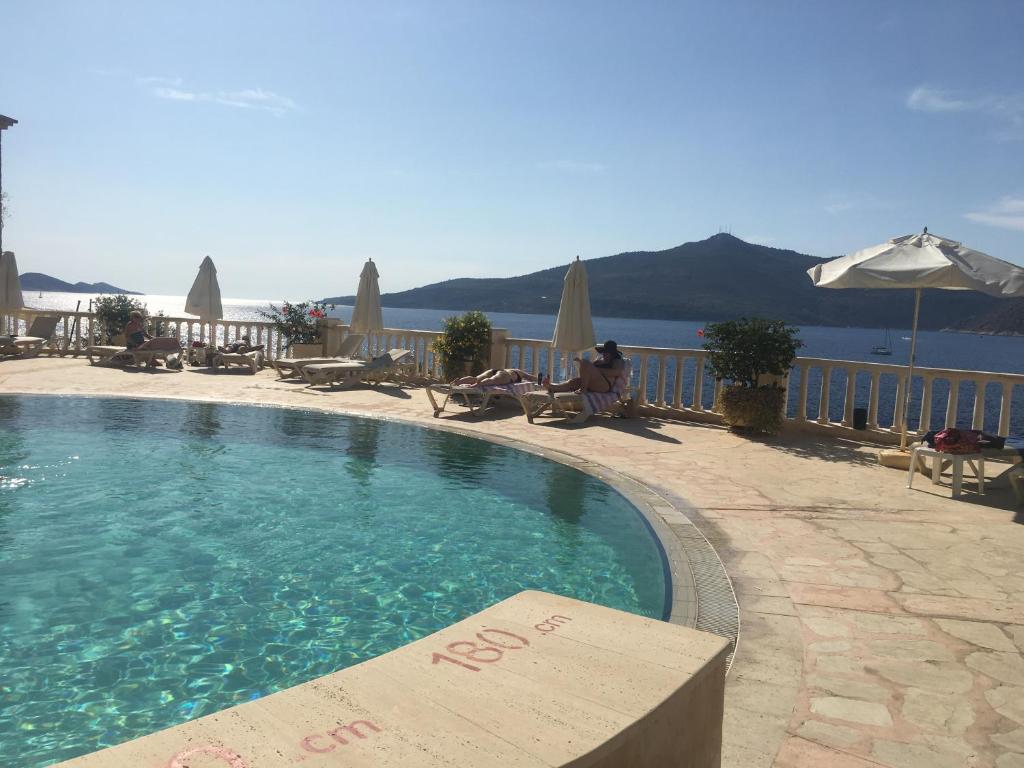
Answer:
270, 334, 366, 379
93, 336, 184, 368
0, 315, 61, 359
301, 349, 414, 389
426, 380, 542, 417
212, 348, 265, 373
521, 360, 633, 424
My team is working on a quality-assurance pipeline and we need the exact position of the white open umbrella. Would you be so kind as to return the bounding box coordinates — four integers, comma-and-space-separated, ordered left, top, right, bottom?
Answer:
184, 255, 223, 340
552, 256, 596, 375
0, 250, 24, 335
808, 229, 1024, 447
349, 258, 383, 335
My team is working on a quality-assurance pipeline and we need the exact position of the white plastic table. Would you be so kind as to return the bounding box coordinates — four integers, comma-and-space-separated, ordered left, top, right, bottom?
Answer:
907, 446, 985, 498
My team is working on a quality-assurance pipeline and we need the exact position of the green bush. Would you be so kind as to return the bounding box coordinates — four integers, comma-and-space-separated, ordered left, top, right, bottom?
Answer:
717, 385, 788, 434
702, 318, 803, 388
431, 311, 492, 381
258, 300, 332, 350
93, 295, 147, 344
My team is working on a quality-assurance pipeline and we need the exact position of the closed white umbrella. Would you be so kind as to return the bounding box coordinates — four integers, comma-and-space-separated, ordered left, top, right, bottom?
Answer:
349, 258, 383, 335
552, 256, 596, 373
0, 250, 24, 335
808, 229, 1024, 447
185, 255, 223, 342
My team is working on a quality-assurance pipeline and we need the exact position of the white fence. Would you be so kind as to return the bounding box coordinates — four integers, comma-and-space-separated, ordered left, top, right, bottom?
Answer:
6, 310, 1023, 441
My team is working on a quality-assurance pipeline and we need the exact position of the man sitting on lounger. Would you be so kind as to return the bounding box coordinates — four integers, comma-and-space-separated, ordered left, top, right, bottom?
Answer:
547, 340, 625, 395
219, 335, 261, 354
451, 368, 540, 387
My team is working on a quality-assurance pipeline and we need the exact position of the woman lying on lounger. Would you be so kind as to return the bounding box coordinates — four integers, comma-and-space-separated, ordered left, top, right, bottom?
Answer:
547, 340, 625, 395
451, 368, 540, 387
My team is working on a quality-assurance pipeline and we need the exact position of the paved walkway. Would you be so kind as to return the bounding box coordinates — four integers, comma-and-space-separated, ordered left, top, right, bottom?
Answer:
1, 357, 1022, 768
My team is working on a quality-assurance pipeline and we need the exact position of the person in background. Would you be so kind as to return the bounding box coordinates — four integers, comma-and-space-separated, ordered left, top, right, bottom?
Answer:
547, 339, 625, 395
451, 367, 539, 387
123, 311, 151, 350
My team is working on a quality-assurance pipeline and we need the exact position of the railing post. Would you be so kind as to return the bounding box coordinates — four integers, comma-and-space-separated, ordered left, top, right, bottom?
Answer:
891, 374, 905, 433
868, 371, 881, 428
637, 354, 650, 405
655, 354, 667, 406
693, 356, 705, 411
945, 378, 961, 428
972, 380, 986, 430
841, 367, 856, 427
672, 356, 684, 409
795, 362, 809, 422
489, 328, 509, 370
919, 375, 933, 434
999, 382, 1013, 437
817, 365, 832, 424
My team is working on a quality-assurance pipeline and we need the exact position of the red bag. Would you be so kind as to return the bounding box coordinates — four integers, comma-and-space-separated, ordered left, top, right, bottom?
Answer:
934, 428, 981, 454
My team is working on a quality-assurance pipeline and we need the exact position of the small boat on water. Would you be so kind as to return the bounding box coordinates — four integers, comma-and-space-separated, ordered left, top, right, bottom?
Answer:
871, 328, 893, 356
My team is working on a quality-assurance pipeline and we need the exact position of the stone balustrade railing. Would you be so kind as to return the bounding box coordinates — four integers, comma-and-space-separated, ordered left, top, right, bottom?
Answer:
505, 337, 1024, 442
7, 310, 1022, 441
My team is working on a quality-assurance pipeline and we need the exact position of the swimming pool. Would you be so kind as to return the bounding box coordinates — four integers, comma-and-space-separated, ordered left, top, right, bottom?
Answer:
0, 395, 669, 767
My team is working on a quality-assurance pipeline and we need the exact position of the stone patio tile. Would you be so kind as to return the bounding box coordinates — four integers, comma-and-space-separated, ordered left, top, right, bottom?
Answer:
847, 612, 929, 635
787, 584, 904, 614
808, 640, 852, 654
996, 753, 1024, 768
992, 728, 1024, 753
774, 735, 885, 767
721, 742, 776, 768
805, 675, 891, 704
897, 594, 1024, 624
794, 718, 864, 749
871, 660, 975, 695
871, 738, 981, 768
1009, 625, 1024, 654
967, 652, 1024, 686
865, 639, 956, 662
740, 594, 798, 617
730, 576, 790, 598
857, 542, 899, 554
900, 690, 975, 735
869, 553, 924, 571
935, 618, 1017, 652
800, 616, 851, 638
984, 685, 1024, 725
810, 696, 893, 727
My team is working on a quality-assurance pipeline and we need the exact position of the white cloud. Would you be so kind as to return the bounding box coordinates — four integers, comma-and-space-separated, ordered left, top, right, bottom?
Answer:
137, 76, 183, 87
150, 84, 296, 115
907, 86, 972, 112
907, 85, 1024, 140
538, 160, 608, 174
965, 197, 1024, 232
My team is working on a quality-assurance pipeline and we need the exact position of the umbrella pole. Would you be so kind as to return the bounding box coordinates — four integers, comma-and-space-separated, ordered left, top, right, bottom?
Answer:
900, 288, 922, 450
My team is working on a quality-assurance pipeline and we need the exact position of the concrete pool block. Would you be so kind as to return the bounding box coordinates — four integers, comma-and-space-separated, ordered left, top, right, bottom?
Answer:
55, 591, 730, 768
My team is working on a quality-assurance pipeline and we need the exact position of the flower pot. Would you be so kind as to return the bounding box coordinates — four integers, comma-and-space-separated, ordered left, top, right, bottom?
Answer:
289, 342, 324, 358
716, 384, 786, 434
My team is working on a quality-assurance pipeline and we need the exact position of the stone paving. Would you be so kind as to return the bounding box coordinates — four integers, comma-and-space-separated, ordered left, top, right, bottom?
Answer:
1, 357, 1022, 767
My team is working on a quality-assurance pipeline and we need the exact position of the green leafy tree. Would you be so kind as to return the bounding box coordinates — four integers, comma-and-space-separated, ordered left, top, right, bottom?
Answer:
431, 310, 492, 381
703, 318, 803, 388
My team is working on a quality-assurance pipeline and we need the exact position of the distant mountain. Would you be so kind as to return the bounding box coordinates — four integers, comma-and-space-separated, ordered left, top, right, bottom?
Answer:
947, 298, 1024, 336
20, 272, 141, 295
323, 234, 1011, 330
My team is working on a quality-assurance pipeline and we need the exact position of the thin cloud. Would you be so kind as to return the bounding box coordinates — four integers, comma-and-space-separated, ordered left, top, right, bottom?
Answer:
907, 85, 1024, 140
150, 84, 296, 115
137, 76, 183, 87
965, 197, 1024, 232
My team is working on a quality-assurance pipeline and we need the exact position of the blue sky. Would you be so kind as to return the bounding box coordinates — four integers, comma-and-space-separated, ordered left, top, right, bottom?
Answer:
2, 0, 1023, 298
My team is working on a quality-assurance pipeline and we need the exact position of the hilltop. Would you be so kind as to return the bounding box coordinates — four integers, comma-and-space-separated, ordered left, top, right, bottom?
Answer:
324, 234, 1010, 331
947, 298, 1024, 336
20, 272, 141, 295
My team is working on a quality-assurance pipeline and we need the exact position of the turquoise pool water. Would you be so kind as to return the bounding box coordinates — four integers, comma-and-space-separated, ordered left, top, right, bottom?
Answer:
0, 395, 668, 767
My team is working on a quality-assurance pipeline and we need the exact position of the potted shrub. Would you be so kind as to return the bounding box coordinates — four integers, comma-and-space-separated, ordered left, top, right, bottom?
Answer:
259, 300, 330, 356
703, 318, 803, 434
431, 310, 492, 381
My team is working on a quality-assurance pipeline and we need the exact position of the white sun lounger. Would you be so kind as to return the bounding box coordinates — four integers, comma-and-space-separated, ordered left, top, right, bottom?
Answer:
270, 334, 366, 378
0, 315, 61, 359
212, 349, 265, 374
90, 336, 184, 368
301, 349, 414, 388
426, 380, 542, 418
520, 360, 632, 424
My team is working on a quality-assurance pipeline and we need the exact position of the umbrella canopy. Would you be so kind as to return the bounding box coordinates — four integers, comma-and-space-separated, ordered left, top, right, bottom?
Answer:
808, 230, 1024, 295
0, 250, 24, 314
552, 257, 596, 354
349, 259, 383, 334
184, 255, 223, 322
808, 230, 1024, 448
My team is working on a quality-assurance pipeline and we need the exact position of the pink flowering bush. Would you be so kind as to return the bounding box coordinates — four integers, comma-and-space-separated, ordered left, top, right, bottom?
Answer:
259, 300, 334, 349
